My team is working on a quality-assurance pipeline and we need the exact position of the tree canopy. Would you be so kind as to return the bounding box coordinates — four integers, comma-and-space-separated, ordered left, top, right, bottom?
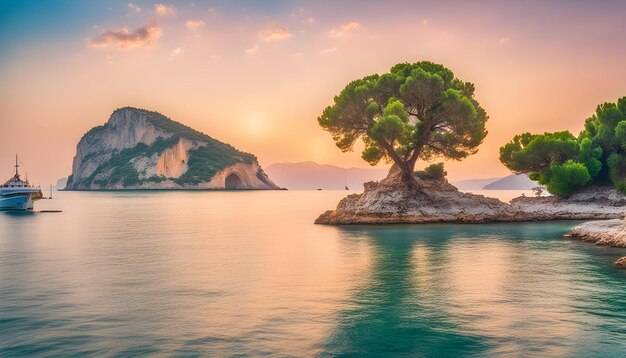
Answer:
318, 61, 488, 187
499, 96, 626, 196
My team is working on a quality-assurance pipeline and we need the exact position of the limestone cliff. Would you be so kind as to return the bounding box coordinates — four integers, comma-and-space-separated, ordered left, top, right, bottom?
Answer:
66, 107, 280, 190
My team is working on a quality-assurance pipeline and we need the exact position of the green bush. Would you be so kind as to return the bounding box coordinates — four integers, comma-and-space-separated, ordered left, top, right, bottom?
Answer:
545, 161, 591, 196
500, 96, 626, 196
414, 162, 446, 180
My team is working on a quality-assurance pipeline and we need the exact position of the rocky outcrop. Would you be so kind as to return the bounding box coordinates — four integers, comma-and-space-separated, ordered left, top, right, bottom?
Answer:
315, 166, 625, 224
509, 186, 626, 220
66, 107, 281, 190
568, 219, 626, 247
616, 257, 626, 267
316, 166, 510, 224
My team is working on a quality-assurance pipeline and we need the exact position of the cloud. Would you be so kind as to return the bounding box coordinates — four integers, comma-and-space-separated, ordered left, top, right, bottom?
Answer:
319, 47, 336, 55
185, 20, 205, 30
328, 21, 360, 38
245, 43, 259, 54
499, 37, 510, 44
88, 23, 162, 49
127, 3, 141, 12
169, 47, 182, 59
258, 26, 292, 42
302, 17, 315, 24
155, 3, 176, 16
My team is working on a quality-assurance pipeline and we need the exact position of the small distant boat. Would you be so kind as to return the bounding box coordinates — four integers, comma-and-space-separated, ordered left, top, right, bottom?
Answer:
0, 155, 43, 211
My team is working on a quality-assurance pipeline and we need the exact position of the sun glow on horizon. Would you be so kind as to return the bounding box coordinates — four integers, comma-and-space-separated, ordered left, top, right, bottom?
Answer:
1, 1, 625, 185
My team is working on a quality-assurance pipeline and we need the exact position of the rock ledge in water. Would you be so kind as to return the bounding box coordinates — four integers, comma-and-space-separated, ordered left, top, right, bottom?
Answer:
315, 167, 625, 225
568, 219, 626, 248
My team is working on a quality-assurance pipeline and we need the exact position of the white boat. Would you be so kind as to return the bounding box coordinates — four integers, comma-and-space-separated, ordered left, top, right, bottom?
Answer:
0, 156, 43, 211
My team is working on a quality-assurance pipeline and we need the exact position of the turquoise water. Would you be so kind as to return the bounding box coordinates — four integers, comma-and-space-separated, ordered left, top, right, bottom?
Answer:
1, 191, 625, 356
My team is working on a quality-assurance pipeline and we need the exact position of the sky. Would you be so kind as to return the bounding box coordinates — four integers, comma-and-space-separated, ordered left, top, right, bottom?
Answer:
1, 0, 625, 186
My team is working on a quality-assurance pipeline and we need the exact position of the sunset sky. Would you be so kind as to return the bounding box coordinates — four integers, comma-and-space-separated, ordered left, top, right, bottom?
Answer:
1, 0, 625, 185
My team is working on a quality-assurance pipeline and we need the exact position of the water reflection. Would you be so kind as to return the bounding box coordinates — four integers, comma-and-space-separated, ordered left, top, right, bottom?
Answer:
1, 192, 626, 356
324, 224, 626, 356
322, 226, 488, 356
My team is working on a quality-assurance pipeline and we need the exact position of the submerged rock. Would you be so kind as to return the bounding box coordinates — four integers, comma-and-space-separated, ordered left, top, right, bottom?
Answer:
66, 107, 281, 190
568, 219, 626, 248
315, 167, 625, 225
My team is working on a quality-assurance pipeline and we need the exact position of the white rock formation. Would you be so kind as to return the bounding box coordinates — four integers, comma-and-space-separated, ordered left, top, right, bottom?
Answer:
156, 138, 192, 177
66, 107, 280, 190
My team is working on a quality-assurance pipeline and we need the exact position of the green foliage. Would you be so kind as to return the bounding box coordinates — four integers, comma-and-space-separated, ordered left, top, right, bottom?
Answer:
176, 141, 255, 185
499, 132, 579, 173
414, 162, 447, 180
607, 153, 626, 193
544, 161, 591, 196
499, 96, 626, 196
318, 61, 488, 184
578, 137, 603, 178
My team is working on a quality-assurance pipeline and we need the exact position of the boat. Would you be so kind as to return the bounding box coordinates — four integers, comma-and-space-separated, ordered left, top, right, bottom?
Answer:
0, 155, 43, 211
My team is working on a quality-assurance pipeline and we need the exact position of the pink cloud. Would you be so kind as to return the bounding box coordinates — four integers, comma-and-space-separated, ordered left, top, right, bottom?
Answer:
258, 26, 292, 42
155, 3, 176, 16
185, 20, 205, 30
328, 21, 360, 38
88, 23, 162, 49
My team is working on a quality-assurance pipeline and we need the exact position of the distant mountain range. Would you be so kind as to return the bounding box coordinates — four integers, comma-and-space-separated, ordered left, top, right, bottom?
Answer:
451, 177, 501, 190
482, 174, 536, 190
453, 174, 535, 190
265, 162, 536, 190
264, 162, 388, 190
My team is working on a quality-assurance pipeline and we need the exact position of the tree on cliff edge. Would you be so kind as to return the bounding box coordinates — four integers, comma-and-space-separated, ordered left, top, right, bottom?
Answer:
318, 61, 488, 188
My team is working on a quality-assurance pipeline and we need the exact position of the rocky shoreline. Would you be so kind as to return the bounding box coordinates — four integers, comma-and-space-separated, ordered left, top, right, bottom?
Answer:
568, 219, 626, 267
568, 219, 626, 248
315, 167, 625, 225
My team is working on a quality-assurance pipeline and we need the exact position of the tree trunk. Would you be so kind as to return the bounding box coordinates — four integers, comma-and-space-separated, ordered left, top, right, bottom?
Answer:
400, 162, 419, 189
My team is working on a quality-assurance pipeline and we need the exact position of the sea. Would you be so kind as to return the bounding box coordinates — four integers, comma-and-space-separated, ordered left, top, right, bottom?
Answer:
1, 190, 625, 356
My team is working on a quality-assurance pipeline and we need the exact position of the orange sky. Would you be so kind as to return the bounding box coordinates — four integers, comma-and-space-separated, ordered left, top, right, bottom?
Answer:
1, 1, 625, 185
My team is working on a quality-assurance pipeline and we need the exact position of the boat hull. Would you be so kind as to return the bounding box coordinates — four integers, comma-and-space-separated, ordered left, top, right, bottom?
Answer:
0, 193, 36, 211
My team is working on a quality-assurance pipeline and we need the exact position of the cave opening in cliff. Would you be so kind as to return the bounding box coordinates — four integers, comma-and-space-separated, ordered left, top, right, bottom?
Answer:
225, 173, 243, 189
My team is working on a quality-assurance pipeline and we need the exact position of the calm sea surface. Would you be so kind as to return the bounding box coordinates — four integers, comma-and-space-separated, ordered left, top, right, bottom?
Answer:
1, 190, 625, 357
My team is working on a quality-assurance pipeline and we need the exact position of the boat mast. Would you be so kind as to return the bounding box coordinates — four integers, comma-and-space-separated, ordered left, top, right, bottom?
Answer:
15, 154, 19, 176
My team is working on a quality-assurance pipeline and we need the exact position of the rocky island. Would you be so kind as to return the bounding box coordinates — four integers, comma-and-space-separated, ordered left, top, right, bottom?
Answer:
315, 166, 625, 224
65, 107, 280, 190
314, 61, 625, 226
